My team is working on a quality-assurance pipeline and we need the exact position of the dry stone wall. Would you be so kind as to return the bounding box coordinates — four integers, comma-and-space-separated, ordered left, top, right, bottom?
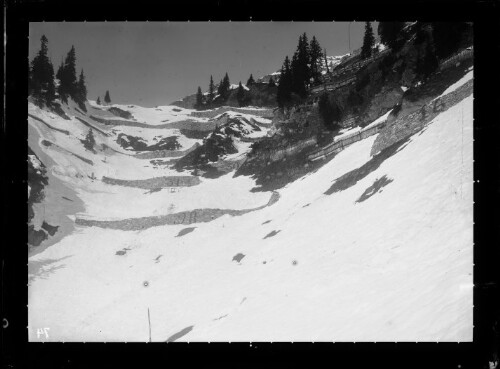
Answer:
190, 106, 275, 119
371, 78, 473, 156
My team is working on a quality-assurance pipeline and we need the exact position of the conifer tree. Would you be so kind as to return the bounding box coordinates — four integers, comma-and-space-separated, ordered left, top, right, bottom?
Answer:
361, 22, 375, 59
96, 96, 101, 105
268, 76, 276, 87
77, 69, 87, 103
217, 79, 224, 97
277, 55, 293, 109
221, 73, 231, 99
30, 35, 56, 103
104, 90, 111, 105
83, 129, 96, 151
290, 33, 311, 97
324, 49, 330, 74
431, 22, 469, 59
208, 75, 215, 103
195, 86, 203, 110
309, 36, 323, 84
58, 45, 78, 101
236, 82, 245, 106
246, 74, 255, 86
416, 37, 438, 79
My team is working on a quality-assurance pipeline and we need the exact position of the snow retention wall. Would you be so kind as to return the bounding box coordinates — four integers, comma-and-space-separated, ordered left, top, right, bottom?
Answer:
190, 106, 274, 119
439, 48, 473, 71
266, 137, 318, 163
371, 78, 473, 156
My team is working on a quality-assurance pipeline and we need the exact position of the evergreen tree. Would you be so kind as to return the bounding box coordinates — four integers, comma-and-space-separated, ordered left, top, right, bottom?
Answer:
246, 74, 255, 86
236, 82, 245, 106
96, 96, 101, 105
377, 22, 405, 50
221, 73, 231, 99
309, 36, 323, 84
195, 86, 203, 110
208, 75, 215, 103
277, 56, 293, 109
268, 76, 276, 87
83, 129, 96, 151
30, 35, 56, 103
324, 48, 330, 75
104, 90, 111, 105
290, 33, 311, 98
361, 22, 375, 59
58, 45, 78, 101
217, 79, 224, 97
77, 69, 87, 103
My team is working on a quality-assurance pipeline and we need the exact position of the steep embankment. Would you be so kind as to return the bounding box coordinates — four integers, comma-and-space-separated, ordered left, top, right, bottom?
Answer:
28, 68, 472, 341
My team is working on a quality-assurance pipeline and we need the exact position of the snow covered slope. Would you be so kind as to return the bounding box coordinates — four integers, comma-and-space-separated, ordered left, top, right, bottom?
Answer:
28, 86, 473, 341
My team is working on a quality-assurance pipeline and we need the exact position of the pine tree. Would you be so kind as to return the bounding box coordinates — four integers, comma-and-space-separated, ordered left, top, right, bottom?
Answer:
309, 36, 323, 84
221, 73, 231, 100
77, 69, 87, 103
83, 129, 96, 151
246, 74, 255, 86
323, 49, 330, 75
236, 82, 245, 106
217, 79, 224, 97
96, 96, 101, 105
30, 35, 56, 104
290, 33, 311, 98
208, 75, 215, 103
361, 22, 375, 59
104, 90, 111, 105
58, 45, 78, 101
195, 86, 203, 110
277, 55, 293, 109
378, 22, 405, 50
268, 76, 276, 87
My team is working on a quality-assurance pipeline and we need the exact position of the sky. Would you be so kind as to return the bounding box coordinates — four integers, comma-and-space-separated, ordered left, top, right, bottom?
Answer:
29, 22, 375, 107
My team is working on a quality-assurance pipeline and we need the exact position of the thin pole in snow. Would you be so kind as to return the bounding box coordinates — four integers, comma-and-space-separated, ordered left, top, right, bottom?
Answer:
148, 308, 152, 342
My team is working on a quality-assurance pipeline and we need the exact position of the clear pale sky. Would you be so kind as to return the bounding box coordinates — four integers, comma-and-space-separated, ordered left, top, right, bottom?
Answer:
29, 22, 375, 107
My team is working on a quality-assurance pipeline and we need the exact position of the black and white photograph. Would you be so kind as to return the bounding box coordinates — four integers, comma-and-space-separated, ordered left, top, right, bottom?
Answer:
24, 19, 477, 343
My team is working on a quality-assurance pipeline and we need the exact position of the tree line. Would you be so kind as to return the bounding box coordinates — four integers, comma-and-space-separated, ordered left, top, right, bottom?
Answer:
29, 35, 113, 108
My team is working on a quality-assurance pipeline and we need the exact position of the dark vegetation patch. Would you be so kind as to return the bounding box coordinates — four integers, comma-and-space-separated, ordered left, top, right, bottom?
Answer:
232, 253, 245, 263
264, 230, 280, 239
28, 226, 48, 247
176, 227, 196, 237
117, 134, 181, 152
325, 138, 409, 195
28, 147, 48, 229
165, 326, 194, 342
41, 221, 59, 236
179, 129, 210, 139
108, 107, 134, 119
50, 102, 71, 120
356, 175, 394, 203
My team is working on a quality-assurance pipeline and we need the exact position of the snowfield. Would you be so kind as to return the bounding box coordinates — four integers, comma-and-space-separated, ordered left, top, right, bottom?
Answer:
28, 89, 472, 342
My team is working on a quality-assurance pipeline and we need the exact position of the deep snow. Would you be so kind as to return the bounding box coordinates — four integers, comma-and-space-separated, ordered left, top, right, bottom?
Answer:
28, 87, 472, 342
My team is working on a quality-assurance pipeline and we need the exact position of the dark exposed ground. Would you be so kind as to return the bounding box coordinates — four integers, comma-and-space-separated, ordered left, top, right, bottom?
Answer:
101, 175, 200, 190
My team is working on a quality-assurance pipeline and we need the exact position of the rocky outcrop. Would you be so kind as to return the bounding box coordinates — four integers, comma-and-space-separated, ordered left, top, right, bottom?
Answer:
190, 106, 274, 119
101, 175, 201, 190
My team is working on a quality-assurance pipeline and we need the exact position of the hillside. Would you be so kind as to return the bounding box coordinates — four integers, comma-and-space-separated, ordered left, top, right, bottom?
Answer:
27, 23, 474, 342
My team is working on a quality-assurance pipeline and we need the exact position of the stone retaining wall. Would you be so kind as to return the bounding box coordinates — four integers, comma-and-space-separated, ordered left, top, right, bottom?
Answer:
101, 175, 201, 190
190, 106, 274, 119
371, 78, 473, 156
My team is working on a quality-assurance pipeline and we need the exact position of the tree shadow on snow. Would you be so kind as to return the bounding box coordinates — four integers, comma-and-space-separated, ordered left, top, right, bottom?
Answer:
325, 137, 409, 195
355, 175, 394, 203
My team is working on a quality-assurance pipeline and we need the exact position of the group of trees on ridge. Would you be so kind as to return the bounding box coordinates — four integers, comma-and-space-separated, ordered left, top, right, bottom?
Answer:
29, 34, 113, 108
